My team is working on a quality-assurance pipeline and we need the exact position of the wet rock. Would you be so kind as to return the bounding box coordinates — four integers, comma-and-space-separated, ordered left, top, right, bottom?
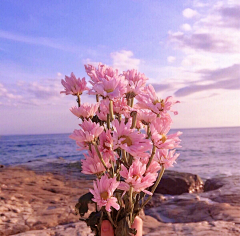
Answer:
204, 178, 224, 192
201, 175, 240, 206
145, 194, 240, 224
145, 174, 240, 235
155, 170, 204, 195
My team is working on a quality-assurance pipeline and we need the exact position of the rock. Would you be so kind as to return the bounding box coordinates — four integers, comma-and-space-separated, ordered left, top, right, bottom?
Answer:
0, 166, 93, 235
1, 166, 240, 236
155, 170, 204, 195
145, 194, 240, 224
145, 174, 240, 235
204, 178, 224, 192
201, 175, 240, 206
13, 222, 94, 236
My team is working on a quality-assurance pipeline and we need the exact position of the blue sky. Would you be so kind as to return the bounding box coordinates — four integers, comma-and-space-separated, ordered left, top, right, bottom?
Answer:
0, 0, 240, 135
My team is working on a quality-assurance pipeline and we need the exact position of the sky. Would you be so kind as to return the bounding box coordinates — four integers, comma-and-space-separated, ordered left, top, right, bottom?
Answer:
0, 0, 239, 135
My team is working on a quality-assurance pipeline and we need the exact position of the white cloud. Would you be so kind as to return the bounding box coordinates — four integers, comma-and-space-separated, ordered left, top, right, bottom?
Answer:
167, 56, 176, 63
170, 1, 240, 54
82, 58, 100, 68
165, 0, 240, 99
0, 83, 7, 95
0, 83, 22, 99
181, 23, 192, 31
0, 83, 23, 106
181, 54, 216, 69
192, 0, 209, 8
182, 8, 198, 18
0, 76, 69, 107
110, 50, 141, 71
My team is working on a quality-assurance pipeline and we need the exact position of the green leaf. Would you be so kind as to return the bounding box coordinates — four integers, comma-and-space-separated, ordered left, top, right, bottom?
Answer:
86, 211, 102, 236
115, 217, 136, 236
75, 192, 93, 217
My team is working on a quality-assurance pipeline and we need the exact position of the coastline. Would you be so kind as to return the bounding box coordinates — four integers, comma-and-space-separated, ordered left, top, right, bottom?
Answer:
0, 163, 240, 236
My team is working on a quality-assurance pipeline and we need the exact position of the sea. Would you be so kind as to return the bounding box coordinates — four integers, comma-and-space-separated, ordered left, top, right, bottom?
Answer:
0, 127, 240, 180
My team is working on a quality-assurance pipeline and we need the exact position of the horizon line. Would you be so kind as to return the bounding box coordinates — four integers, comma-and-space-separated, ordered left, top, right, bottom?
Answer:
1, 125, 240, 136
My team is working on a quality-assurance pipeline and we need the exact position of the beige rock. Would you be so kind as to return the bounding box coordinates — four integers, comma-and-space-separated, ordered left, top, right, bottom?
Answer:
1, 166, 240, 236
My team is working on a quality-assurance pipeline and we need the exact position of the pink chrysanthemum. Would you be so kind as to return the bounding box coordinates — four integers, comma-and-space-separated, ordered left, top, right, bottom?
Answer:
136, 84, 179, 115
113, 97, 130, 117
112, 119, 152, 157
97, 97, 130, 119
89, 175, 120, 212
162, 96, 180, 115
136, 109, 157, 125
99, 130, 117, 162
150, 115, 182, 149
124, 69, 148, 97
70, 103, 99, 119
90, 76, 127, 99
119, 160, 157, 195
84, 64, 100, 84
82, 149, 110, 175
96, 99, 109, 121
154, 149, 180, 169
60, 73, 89, 95
69, 119, 104, 150
85, 63, 119, 86
140, 155, 161, 175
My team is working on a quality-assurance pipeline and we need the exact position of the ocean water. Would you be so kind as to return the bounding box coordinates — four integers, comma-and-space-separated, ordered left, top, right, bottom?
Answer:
0, 127, 239, 179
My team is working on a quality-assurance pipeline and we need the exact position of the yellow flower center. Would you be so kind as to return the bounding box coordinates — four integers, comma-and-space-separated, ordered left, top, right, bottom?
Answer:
161, 100, 165, 107
134, 175, 141, 181
161, 134, 167, 143
121, 135, 132, 146
105, 88, 114, 93
100, 191, 109, 200
152, 99, 159, 105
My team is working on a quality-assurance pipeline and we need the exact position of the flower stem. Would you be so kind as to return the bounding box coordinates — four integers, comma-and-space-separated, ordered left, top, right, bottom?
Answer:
147, 124, 151, 138
130, 97, 134, 107
77, 94, 81, 107
107, 211, 117, 227
129, 186, 133, 224
107, 114, 110, 129
141, 166, 165, 209
130, 111, 137, 129
111, 161, 115, 176
127, 97, 131, 106
117, 114, 122, 122
93, 142, 108, 172
116, 205, 122, 222
121, 149, 128, 166
109, 100, 114, 121
146, 145, 156, 170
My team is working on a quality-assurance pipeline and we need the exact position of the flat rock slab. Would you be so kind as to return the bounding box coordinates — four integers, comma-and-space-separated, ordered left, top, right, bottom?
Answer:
0, 167, 92, 235
13, 218, 240, 236
1, 166, 240, 236
13, 222, 94, 236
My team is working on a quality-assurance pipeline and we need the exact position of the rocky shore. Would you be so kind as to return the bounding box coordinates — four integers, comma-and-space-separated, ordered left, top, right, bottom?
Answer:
0, 162, 240, 236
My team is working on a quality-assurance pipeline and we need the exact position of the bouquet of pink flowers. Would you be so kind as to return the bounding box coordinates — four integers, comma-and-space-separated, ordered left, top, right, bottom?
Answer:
60, 64, 182, 236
